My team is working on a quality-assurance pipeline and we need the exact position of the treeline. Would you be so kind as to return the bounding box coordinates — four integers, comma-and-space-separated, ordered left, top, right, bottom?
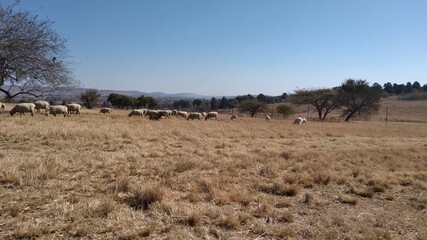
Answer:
107, 93, 158, 109
378, 81, 427, 95
103, 93, 288, 112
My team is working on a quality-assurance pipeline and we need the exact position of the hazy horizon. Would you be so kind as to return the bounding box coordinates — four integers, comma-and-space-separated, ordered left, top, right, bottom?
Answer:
5, 0, 427, 96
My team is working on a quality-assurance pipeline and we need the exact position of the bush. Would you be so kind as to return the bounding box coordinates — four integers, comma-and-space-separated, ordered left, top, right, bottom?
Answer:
398, 91, 427, 100
276, 104, 295, 118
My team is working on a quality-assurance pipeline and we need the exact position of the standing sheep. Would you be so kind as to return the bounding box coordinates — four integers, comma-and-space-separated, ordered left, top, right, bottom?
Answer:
34, 101, 50, 113
146, 110, 162, 120
205, 112, 218, 120
46, 105, 69, 117
265, 115, 271, 121
177, 111, 188, 119
67, 103, 81, 115
9, 103, 36, 117
100, 108, 112, 114
128, 109, 146, 117
293, 116, 307, 125
187, 112, 202, 120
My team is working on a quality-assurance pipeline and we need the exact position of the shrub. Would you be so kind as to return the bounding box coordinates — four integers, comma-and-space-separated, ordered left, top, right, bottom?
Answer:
125, 185, 164, 210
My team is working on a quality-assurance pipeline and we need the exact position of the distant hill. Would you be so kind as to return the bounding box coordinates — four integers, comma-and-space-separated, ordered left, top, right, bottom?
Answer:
1, 85, 233, 100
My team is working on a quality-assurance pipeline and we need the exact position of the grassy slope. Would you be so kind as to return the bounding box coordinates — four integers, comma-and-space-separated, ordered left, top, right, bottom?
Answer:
0, 99, 426, 239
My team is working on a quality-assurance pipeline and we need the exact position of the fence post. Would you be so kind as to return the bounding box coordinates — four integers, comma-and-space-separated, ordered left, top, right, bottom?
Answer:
386, 107, 388, 125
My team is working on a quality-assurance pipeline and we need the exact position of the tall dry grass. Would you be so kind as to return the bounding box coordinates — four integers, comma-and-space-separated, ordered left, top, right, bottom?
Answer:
0, 105, 426, 239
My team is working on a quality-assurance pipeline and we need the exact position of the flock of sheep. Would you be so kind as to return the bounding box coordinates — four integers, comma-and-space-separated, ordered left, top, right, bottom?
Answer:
1, 101, 80, 117
0, 100, 307, 124
127, 109, 219, 121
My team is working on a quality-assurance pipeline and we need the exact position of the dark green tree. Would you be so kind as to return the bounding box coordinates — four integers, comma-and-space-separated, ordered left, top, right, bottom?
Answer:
338, 79, 382, 122
210, 97, 219, 110
238, 99, 266, 117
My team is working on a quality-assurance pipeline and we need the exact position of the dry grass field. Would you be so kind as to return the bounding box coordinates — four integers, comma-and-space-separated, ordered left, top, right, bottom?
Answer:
0, 99, 426, 239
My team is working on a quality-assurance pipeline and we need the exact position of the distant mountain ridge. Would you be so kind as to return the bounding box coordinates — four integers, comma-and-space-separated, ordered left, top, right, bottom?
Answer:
1, 85, 234, 99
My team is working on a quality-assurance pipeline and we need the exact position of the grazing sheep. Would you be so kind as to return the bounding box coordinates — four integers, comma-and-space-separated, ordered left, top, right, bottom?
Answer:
128, 109, 146, 117
46, 105, 69, 117
67, 103, 81, 115
146, 110, 162, 120
187, 112, 202, 120
201, 112, 207, 117
171, 110, 178, 115
205, 111, 218, 120
177, 111, 188, 119
265, 115, 271, 121
34, 101, 50, 113
9, 103, 36, 116
159, 110, 172, 119
293, 116, 307, 125
230, 114, 237, 120
100, 108, 112, 114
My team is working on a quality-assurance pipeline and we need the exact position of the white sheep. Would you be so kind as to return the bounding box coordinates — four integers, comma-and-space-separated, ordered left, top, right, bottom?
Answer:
293, 116, 307, 125
171, 110, 178, 116
265, 115, 271, 121
67, 103, 81, 115
146, 110, 162, 120
34, 100, 50, 113
159, 110, 172, 118
128, 109, 146, 117
187, 112, 202, 120
177, 111, 188, 119
100, 108, 112, 114
46, 105, 69, 117
9, 103, 36, 116
205, 111, 218, 120
230, 114, 237, 120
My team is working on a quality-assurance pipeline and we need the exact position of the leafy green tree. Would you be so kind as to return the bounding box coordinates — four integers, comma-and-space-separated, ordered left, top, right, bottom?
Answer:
218, 96, 229, 109
172, 99, 192, 110
80, 89, 101, 109
135, 95, 157, 109
276, 104, 295, 118
238, 99, 266, 117
145, 96, 158, 109
289, 88, 339, 121
107, 93, 134, 109
413, 81, 421, 90
192, 99, 202, 108
257, 94, 267, 103
338, 79, 382, 122
210, 97, 219, 110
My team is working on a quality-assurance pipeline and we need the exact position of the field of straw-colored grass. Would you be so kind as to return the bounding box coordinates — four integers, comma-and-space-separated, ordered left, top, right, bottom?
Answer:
0, 101, 426, 239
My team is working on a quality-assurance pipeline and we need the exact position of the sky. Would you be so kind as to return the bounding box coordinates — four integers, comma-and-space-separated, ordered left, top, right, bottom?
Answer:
3, 0, 427, 96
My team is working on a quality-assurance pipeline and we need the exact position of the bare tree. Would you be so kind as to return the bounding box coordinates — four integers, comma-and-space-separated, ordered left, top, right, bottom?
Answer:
338, 79, 382, 122
289, 88, 339, 121
80, 89, 101, 109
0, 4, 75, 100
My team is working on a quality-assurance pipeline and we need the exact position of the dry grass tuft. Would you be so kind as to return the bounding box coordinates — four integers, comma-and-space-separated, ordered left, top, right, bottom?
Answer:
259, 182, 299, 197
338, 195, 358, 205
349, 186, 374, 198
124, 185, 164, 210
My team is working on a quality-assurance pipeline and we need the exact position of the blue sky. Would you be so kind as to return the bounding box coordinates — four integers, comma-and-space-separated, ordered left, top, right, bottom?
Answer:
5, 0, 427, 96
